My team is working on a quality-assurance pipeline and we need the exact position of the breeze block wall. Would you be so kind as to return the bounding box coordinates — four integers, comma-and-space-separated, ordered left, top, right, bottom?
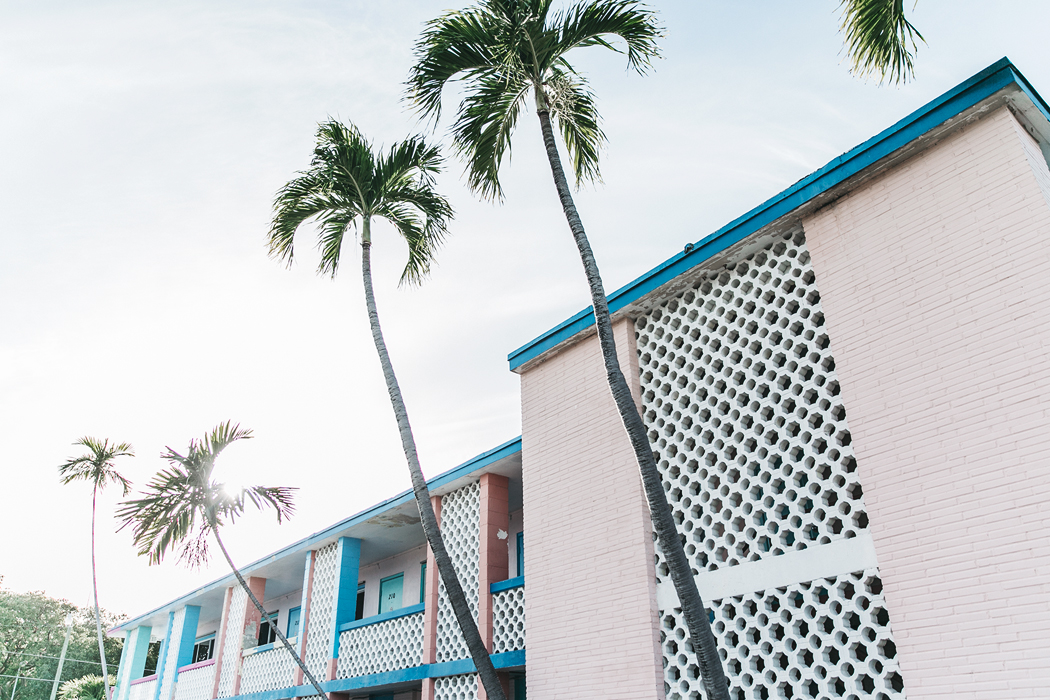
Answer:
803, 106, 1050, 699
519, 318, 665, 700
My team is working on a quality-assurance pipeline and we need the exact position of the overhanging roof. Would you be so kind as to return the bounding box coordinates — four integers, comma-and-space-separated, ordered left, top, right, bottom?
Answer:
507, 57, 1050, 373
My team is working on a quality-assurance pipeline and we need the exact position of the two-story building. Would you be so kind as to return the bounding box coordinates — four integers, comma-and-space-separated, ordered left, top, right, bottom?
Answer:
110, 57, 1050, 700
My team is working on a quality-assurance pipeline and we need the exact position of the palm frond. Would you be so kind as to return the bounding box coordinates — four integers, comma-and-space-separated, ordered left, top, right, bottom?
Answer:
58, 437, 133, 494
450, 69, 533, 200
544, 66, 606, 186
549, 0, 662, 74
839, 0, 923, 84
116, 422, 294, 568
407, 7, 509, 124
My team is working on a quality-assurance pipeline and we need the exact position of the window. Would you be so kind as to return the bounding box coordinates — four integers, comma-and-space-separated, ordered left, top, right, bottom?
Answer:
257, 611, 278, 646
191, 635, 214, 664
516, 531, 524, 577
286, 606, 301, 639
378, 573, 404, 614
355, 582, 365, 621
419, 561, 427, 604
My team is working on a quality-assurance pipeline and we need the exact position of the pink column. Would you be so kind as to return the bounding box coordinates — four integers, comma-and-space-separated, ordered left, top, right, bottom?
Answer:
209, 588, 233, 700
230, 577, 267, 697
477, 473, 510, 700
293, 551, 316, 687
420, 495, 442, 700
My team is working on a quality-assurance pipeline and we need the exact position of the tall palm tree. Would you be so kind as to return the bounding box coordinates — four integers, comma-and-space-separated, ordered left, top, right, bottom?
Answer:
59, 437, 134, 700
266, 123, 507, 700
405, 3, 734, 697
840, 0, 924, 84
114, 423, 327, 699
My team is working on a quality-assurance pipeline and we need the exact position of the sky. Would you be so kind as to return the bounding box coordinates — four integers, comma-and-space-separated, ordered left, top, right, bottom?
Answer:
2, 0, 1049, 620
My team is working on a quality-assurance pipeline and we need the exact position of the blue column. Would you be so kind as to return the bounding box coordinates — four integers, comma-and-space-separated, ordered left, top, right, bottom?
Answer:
116, 626, 152, 700
152, 613, 174, 700
328, 537, 361, 664
174, 607, 201, 670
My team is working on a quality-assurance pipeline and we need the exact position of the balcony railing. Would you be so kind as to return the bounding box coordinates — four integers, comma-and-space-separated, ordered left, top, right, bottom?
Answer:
336, 603, 424, 679
128, 675, 157, 700
173, 660, 214, 700
490, 577, 525, 653
239, 642, 297, 694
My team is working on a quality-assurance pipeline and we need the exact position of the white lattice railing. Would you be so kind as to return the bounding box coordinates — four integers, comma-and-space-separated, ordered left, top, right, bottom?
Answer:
336, 608, 424, 678
173, 661, 214, 700
128, 677, 157, 700
437, 482, 481, 663
491, 585, 525, 653
239, 645, 297, 694
434, 673, 478, 700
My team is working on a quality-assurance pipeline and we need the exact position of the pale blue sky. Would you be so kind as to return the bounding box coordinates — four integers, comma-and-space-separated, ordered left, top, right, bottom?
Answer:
2, 1, 1048, 616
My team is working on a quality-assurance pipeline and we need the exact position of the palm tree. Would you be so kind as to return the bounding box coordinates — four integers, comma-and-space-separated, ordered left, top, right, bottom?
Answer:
840, 0, 924, 84
59, 437, 134, 700
114, 423, 327, 699
266, 123, 508, 700
407, 2, 923, 698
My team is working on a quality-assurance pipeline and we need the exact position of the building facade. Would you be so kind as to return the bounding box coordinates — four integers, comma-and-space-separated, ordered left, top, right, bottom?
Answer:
111, 58, 1050, 700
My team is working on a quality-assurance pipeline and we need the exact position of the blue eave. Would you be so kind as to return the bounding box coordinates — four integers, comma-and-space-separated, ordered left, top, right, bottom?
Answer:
112, 436, 522, 634
507, 57, 1050, 372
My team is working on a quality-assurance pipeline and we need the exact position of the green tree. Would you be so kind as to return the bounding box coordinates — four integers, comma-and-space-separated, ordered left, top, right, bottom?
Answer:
114, 423, 325, 698
58, 438, 133, 700
0, 587, 124, 700
840, 0, 924, 84
266, 123, 506, 700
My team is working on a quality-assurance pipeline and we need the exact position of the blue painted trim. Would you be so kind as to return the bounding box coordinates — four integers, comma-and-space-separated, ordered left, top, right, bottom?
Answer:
489, 576, 524, 593
152, 612, 174, 700
220, 649, 526, 700
114, 437, 523, 634
338, 603, 424, 632
507, 57, 1047, 371
330, 537, 362, 660
113, 632, 130, 700
175, 606, 201, 672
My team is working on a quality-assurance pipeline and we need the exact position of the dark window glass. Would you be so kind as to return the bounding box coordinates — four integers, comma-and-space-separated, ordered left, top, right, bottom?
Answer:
355, 583, 365, 621
257, 611, 278, 646
191, 638, 214, 663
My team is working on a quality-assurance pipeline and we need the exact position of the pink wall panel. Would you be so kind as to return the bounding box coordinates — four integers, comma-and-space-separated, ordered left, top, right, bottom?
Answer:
519, 319, 664, 700
803, 107, 1050, 699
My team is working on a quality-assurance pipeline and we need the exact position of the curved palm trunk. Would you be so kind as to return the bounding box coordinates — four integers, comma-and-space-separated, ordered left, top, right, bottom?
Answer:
210, 528, 329, 700
359, 219, 507, 700
536, 108, 731, 700
91, 488, 113, 700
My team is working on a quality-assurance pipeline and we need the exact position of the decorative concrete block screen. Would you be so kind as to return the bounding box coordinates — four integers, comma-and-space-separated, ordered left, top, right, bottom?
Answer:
436, 481, 480, 663
217, 586, 248, 697
636, 231, 906, 699
637, 231, 867, 577
491, 587, 525, 653
239, 646, 296, 694
172, 664, 213, 700
336, 610, 424, 678
434, 673, 478, 700
304, 543, 339, 680
158, 608, 186, 700
661, 569, 905, 699
128, 679, 157, 700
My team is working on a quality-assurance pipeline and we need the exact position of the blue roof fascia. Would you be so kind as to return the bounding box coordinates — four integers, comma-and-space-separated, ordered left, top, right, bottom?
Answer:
113, 436, 522, 633
508, 57, 1041, 371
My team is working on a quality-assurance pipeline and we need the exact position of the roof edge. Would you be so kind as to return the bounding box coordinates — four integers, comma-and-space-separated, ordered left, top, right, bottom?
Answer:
508, 57, 1044, 372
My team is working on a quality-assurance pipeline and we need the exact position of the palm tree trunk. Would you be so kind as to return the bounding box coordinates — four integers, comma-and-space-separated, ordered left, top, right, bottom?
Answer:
535, 107, 731, 700
359, 218, 507, 700
210, 528, 329, 700
91, 487, 112, 700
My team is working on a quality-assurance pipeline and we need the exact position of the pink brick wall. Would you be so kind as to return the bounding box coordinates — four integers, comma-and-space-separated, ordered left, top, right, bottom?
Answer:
519, 319, 664, 700
803, 107, 1050, 698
